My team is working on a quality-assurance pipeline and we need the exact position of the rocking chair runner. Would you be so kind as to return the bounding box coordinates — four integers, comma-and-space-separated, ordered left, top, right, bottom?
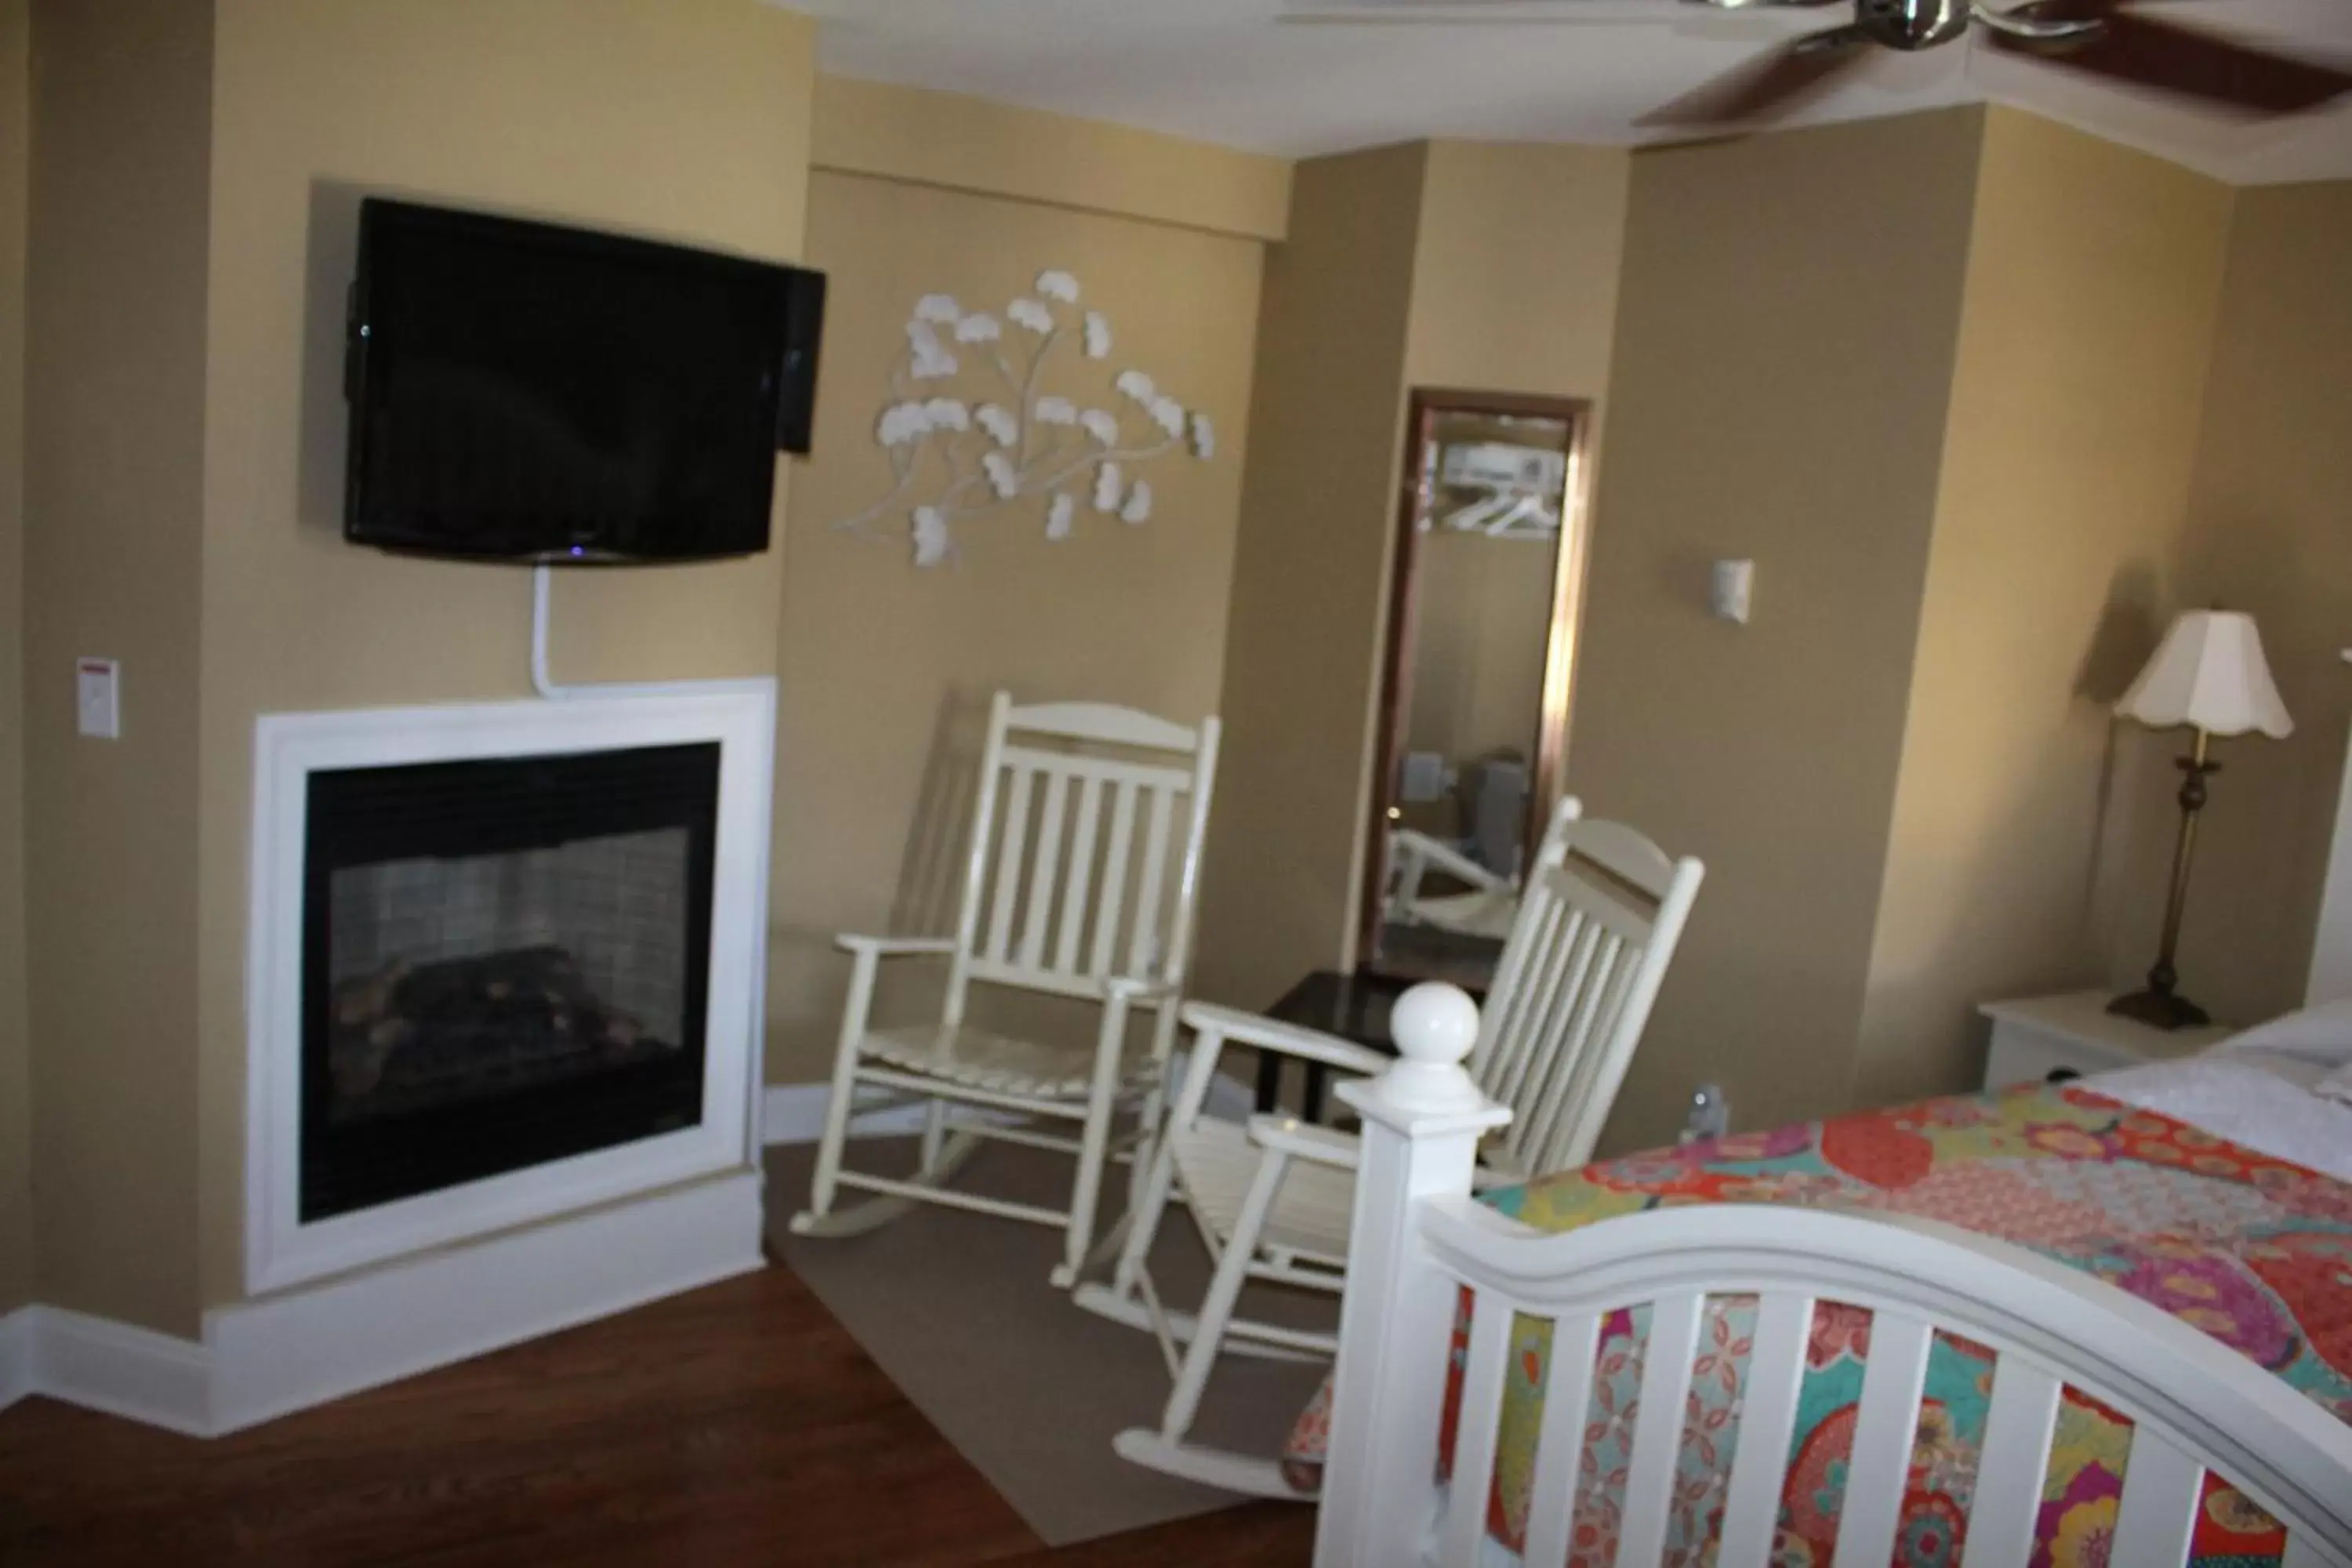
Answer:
1083, 797, 1704, 1496
789, 692, 1221, 1288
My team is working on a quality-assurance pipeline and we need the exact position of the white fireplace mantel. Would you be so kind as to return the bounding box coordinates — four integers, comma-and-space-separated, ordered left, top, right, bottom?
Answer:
245, 681, 774, 1294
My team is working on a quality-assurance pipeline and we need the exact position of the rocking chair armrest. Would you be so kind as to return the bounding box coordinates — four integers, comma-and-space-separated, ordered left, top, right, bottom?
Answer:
833, 934, 959, 960
1179, 1001, 1390, 1078
1247, 1114, 1363, 1172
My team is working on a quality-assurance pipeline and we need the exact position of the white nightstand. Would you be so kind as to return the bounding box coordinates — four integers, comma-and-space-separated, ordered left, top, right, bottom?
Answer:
1979, 990, 2234, 1093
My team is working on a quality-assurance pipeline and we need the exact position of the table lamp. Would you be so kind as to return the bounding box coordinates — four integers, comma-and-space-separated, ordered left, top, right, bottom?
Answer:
2110, 608, 2294, 1029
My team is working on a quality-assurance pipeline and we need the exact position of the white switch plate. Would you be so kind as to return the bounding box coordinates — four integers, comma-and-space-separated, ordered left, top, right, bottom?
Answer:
76, 658, 120, 739
1710, 559, 1755, 625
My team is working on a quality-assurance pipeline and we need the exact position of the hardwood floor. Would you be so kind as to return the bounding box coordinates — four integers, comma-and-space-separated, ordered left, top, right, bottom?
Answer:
0, 1264, 1315, 1567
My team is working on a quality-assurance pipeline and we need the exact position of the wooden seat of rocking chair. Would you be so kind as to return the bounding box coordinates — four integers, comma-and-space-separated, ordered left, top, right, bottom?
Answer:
1170, 1118, 1352, 1276
860, 1022, 1158, 1101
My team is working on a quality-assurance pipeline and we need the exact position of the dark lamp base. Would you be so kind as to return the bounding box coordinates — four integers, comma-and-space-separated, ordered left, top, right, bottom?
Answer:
2107, 988, 2212, 1032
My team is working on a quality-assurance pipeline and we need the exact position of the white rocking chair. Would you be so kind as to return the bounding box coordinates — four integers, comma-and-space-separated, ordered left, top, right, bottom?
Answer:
1086, 797, 1704, 1496
789, 691, 1221, 1289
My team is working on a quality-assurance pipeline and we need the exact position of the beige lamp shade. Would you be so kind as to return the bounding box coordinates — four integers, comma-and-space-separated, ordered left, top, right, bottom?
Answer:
2117, 610, 2294, 739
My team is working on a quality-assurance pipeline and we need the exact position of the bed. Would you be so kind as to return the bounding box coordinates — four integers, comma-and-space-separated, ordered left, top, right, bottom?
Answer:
1294, 990, 2352, 1566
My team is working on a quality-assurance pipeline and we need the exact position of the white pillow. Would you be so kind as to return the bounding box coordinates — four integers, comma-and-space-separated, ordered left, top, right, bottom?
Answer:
2215, 997, 2352, 1069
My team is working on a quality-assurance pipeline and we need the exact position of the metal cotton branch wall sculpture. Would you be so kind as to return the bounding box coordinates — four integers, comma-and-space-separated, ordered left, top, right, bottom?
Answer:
833, 270, 1215, 568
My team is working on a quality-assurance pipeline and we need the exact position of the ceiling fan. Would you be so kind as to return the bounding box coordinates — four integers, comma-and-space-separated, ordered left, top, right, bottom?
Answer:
1653, 0, 2352, 125
1285, 1, 2352, 125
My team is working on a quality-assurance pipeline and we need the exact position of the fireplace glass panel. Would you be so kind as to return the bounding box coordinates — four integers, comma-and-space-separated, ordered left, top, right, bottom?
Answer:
301, 743, 717, 1221
325, 826, 691, 1125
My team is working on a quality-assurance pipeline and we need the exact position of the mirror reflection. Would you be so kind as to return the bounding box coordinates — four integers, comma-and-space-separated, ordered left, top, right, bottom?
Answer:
1365, 394, 1589, 987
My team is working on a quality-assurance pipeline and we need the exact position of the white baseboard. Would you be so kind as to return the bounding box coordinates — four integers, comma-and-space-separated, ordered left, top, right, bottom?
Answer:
761, 1083, 951, 1145
0, 1307, 31, 1412
761, 1073, 1258, 1147
0, 1172, 762, 1439
7, 1305, 214, 1436
208, 1170, 764, 1435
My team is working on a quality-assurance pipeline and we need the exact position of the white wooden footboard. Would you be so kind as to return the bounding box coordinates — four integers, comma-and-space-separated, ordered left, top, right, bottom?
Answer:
1316, 985, 2352, 1568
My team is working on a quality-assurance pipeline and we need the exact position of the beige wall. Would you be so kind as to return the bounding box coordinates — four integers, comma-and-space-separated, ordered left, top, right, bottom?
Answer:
1569, 109, 1984, 1153
768, 96, 1272, 1082
1196, 140, 1631, 1005
190, 0, 816, 1316
2171, 180, 2352, 1025
1855, 110, 2234, 1107
1194, 147, 1427, 1009
812, 76, 1290, 243
22, 0, 215, 1334
0, 0, 29, 1312
1404, 142, 1631, 396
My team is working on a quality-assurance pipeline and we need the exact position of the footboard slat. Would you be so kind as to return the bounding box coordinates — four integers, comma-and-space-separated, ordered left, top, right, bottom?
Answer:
1715, 1291, 1813, 1568
1441, 1291, 1519, 1566
1962, 1357, 2062, 1568
2111, 1427, 2205, 1566
1615, 1291, 1704, 1565
1520, 1309, 1602, 1568
1829, 1311, 1933, 1568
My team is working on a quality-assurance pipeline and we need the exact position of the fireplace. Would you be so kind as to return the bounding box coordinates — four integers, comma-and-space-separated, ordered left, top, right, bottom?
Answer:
302, 744, 718, 1221
248, 688, 768, 1294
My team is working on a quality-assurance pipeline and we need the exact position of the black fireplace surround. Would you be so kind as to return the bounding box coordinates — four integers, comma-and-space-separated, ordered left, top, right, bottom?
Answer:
301, 742, 719, 1222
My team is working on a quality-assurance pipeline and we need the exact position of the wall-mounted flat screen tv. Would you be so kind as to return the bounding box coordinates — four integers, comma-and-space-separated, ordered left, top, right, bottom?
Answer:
344, 198, 825, 564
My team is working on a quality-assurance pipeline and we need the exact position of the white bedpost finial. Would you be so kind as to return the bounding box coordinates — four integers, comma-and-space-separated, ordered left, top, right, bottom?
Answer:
1377, 982, 1484, 1112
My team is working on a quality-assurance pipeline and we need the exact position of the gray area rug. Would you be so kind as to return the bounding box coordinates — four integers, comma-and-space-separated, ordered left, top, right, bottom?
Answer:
765, 1136, 1331, 1547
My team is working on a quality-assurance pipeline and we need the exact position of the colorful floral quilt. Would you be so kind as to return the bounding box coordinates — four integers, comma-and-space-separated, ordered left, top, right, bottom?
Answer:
1283, 1081, 2352, 1565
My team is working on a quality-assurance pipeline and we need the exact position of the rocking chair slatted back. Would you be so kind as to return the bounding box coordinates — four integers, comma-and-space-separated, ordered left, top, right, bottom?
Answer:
949, 693, 1220, 1014
1473, 799, 1704, 1179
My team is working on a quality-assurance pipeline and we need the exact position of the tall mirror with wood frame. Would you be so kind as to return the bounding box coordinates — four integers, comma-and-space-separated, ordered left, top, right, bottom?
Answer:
1361, 389, 1593, 989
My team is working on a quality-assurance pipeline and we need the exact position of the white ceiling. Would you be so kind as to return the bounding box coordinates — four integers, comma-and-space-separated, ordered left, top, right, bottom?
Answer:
787, 0, 2352, 186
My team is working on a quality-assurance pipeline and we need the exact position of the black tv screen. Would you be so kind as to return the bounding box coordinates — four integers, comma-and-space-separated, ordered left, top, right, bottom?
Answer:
344, 198, 824, 563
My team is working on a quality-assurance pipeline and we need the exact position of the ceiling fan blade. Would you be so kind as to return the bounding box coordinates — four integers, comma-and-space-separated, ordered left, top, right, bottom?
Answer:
1277, 0, 1837, 23
1638, 24, 1872, 125
1971, 2, 2103, 44
1987, 9, 2352, 115
1280, 1, 1689, 24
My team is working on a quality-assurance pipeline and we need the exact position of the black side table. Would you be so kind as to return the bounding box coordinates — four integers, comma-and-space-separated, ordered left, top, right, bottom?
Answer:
1254, 968, 1417, 1123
